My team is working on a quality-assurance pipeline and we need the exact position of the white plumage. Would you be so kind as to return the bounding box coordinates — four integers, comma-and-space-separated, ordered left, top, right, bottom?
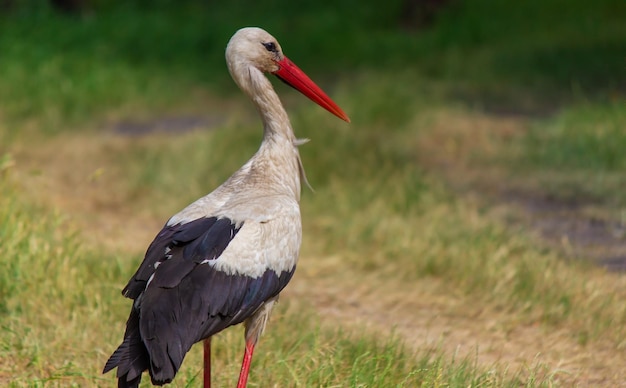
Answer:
104, 27, 349, 388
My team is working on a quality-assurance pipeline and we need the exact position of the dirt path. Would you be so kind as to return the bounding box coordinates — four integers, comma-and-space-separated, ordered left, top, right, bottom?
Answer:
500, 190, 626, 272
10, 123, 626, 386
286, 266, 626, 386
416, 109, 626, 273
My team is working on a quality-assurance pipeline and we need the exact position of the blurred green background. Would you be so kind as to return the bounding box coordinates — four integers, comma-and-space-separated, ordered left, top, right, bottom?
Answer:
1, 1, 625, 386
1, 0, 623, 130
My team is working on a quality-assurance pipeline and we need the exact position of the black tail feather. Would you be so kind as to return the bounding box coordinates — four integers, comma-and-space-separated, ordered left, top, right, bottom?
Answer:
104, 308, 150, 387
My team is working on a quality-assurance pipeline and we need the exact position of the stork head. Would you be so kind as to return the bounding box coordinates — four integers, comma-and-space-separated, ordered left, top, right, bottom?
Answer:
226, 27, 285, 75
226, 27, 350, 123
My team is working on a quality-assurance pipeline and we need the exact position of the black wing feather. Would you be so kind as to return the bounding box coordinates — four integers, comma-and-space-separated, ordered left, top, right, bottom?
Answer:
122, 217, 228, 298
182, 218, 238, 262
122, 226, 174, 299
105, 215, 296, 386
171, 217, 218, 245
139, 263, 295, 384
102, 308, 148, 388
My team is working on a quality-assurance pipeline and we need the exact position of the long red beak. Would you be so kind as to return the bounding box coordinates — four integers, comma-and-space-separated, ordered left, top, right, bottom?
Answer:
273, 56, 350, 123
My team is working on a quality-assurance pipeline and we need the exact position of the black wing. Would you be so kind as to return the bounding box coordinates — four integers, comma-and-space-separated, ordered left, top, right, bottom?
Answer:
104, 216, 295, 386
122, 216, 229, 300
140, 264, 295, 384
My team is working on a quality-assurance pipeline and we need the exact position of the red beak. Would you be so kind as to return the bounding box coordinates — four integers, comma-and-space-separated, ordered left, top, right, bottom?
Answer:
273, 56, 350, 123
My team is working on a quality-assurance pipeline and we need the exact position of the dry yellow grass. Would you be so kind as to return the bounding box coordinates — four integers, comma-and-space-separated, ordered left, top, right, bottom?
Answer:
5, 107, 625, 386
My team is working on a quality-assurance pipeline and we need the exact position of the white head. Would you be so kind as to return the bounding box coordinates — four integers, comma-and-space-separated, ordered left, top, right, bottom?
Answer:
226, 27, 284, 76
225, 27, 350, 123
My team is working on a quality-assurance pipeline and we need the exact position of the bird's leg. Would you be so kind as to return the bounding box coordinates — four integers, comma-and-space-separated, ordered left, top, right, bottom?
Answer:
237, 297, 275, 387
204, 337, 211, 388
236, 340, 256, 388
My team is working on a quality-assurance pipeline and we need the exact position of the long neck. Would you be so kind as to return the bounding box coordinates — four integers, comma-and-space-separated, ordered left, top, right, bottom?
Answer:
231, 63, 295, 142
230, 63, 304, 200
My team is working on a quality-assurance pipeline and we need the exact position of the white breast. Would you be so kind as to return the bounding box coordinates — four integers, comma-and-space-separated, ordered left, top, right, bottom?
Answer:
210, 199, 302, 277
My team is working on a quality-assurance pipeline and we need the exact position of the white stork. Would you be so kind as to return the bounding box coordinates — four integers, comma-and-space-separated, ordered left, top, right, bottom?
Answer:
103, 27, 350, 387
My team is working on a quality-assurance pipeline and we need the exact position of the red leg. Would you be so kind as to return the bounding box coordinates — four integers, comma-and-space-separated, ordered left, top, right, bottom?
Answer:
236, 341, 255, 388
204, 338, 211, 388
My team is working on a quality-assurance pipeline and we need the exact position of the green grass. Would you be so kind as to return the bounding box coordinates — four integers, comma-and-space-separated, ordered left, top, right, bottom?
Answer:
522, 102, 626, 171
501, 101, 626, 206
299, 129, 626, 344
1, 0, 623, 134
1, 0, 626, 385
0, 168, 544, 387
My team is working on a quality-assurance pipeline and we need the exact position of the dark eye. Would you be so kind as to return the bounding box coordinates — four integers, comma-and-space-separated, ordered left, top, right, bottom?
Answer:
262, 42, 278, 52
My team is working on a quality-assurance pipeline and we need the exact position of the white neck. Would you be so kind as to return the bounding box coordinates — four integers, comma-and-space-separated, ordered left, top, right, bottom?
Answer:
230, 63, 295, 142
229, 62, 304, 200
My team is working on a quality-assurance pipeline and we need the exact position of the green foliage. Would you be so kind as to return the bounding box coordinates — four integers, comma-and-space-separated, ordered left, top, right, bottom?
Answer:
0, 170, 536, 387
1, 0, 625, 385
0, 170, 129, 384
523, 102, 626, 171
487, 101, 626, 207
1, 0, 623, 132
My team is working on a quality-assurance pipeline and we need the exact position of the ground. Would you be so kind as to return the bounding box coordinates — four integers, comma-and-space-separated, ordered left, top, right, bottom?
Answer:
10, 107, 626, 386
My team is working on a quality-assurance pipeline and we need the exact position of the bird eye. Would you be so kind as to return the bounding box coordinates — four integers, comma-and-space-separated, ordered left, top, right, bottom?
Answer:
262, 42, 278, 52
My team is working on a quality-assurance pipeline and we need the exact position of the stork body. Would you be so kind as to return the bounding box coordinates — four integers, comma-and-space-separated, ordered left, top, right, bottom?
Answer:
103, 27, 349, 387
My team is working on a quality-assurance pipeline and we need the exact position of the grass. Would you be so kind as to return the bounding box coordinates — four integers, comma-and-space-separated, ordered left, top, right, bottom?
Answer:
0, 172, 541, 386
503, 101, 626, 209
1, 0, 623, 134
1, 0, 625, 386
